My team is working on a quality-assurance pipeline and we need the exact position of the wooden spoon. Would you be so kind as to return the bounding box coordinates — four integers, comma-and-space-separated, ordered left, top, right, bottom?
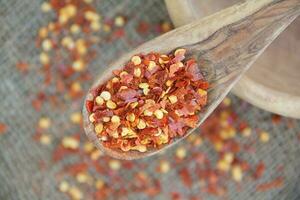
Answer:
83, 0, 300, 160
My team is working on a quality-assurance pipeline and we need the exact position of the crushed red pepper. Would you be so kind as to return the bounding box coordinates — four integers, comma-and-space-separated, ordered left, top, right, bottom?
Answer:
256, 177, 284, 192
0, 123, 7, 135
85, 49, 209, 152
16, 61, 29, 74
253, 161, 266, 179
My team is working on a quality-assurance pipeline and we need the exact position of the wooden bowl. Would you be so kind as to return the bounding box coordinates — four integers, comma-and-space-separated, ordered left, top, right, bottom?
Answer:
165, 0, 300, 118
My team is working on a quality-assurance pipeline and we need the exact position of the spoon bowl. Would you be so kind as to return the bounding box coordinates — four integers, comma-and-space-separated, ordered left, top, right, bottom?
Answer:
83, 0, 300, 160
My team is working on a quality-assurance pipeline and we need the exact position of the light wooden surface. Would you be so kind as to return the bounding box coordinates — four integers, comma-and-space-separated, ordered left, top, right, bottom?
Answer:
84, 0, 300, 159
166, 0, 300, 119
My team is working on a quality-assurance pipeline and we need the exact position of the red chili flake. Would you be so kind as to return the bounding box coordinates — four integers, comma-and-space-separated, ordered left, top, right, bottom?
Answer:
207, 170, 219, 185
93, 187, 110, 199
145, 187, 160, 197
256, 177, 284, 192
32, 131, 42, 142
179, 168, 193, 188
85, 49, 209, 152
205, 184, 226, 196
31, 98, 43, 111
136, 21, 150, 34
271, 114, 282, 124
169, 63, 181, 77
31, 92, 47, 111
92, 161, 106, 174
287, 119, 295, 129
253, 161, 265, 179
16, 61, 29, 74
0, 123, 7, 135
118, 88, 138, 100
171, 192, 181, 200
121, 161, 134, 169
86, 100, 94, 113
64, 163, 88, 176
238, 121, 248, 131
52, 144, 79, 162
110, 29, 125, 40
224, 141, 240, 153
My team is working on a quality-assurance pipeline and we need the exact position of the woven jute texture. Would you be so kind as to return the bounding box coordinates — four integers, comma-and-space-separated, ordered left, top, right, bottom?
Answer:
0, 0, 299, 200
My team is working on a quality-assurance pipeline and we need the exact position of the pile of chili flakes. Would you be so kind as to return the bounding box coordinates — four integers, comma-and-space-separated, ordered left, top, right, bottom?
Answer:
85, 49, 209, 152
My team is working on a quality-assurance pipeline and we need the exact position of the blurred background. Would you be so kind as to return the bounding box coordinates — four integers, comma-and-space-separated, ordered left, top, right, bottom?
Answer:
0, 0, 299, 199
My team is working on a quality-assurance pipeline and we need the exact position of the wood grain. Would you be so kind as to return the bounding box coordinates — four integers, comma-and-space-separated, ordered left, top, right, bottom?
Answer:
84, 0, 300, 159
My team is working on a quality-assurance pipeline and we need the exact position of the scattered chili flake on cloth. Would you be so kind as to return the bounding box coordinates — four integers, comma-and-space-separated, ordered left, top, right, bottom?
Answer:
85, 49, 209, 152
0, 123, 7, 135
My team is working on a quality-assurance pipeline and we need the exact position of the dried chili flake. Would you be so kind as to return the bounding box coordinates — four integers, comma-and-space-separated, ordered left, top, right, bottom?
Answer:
205, 184, 226, 196
85, 49, 209, 152
16, 61, 29, 74
31, 98, 43, 111
136, 21, 150, 34
64, 162, 88, 176
253, 161, 265, 179
179, 168, 193, 188
256, 177, 284, 192
171, 192, 181, 200
0, 123, 7, 135
271, 114, 282, 124
52, 144, 79, 162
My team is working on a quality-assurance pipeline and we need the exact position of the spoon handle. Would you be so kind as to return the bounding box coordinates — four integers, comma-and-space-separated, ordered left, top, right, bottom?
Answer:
188, 0, 300, 83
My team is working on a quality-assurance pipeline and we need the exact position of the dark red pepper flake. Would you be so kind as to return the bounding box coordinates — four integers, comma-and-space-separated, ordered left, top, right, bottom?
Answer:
85, 100, 94, 113
256, 177, 284, 192
171, 192, 181, 200
16, 61, 29, 74
52, 144, 79, 162
0, 123, 7, 135
253, 161, 265, 179
64, 163, 88, 176
136, 21, 150, 34
179, 168, 193, 188
271, 114, 282, 124
205, 184, 227, 196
